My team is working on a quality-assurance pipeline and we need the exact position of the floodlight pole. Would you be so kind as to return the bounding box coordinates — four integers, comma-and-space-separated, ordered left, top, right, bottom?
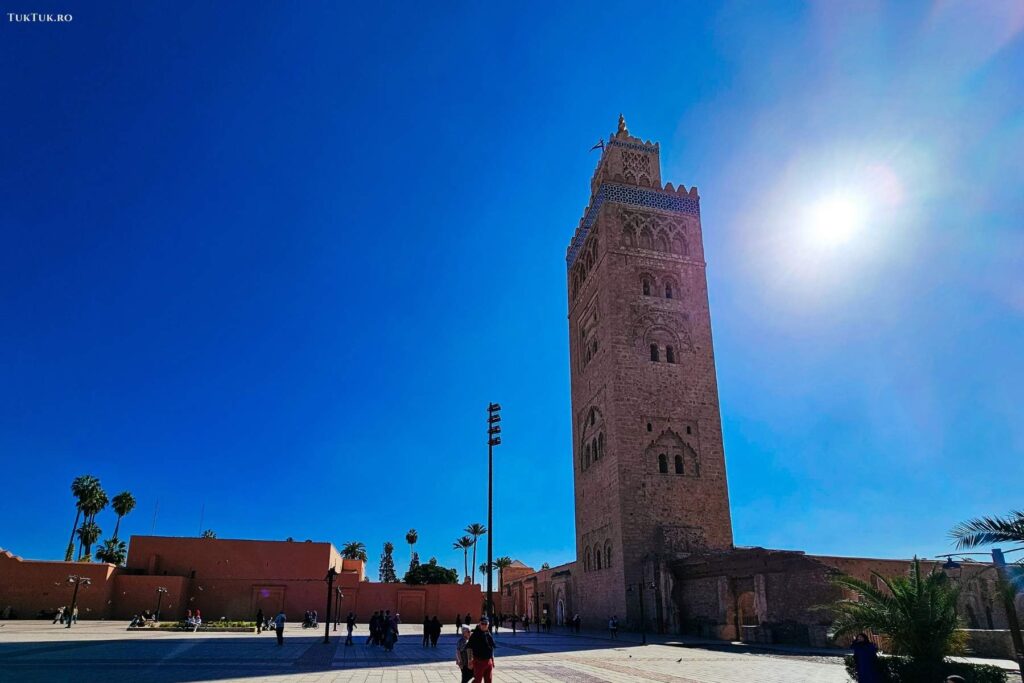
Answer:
487, 402, 502, 623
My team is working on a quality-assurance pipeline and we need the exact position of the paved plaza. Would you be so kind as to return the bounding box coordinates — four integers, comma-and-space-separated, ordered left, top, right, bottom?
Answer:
0, 620, 856, 683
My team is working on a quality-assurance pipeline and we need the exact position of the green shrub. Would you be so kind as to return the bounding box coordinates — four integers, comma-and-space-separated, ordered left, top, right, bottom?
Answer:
844, 655, 1007, 683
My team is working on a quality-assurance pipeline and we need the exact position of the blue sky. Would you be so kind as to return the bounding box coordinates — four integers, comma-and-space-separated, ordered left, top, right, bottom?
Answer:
1, 1, 1022, 577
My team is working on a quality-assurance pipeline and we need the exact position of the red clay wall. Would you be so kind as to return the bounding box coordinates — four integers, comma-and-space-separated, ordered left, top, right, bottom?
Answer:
0, 549, 117, 620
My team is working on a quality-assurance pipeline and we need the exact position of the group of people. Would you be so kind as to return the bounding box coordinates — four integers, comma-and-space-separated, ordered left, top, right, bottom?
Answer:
420, 615, 444, 647
301, 610, 318, 628
455, 616, 496, 683
51, 605, 78, 625
183, 609, 202, 631
253, 608, 289, 644
367, 610, 401, 651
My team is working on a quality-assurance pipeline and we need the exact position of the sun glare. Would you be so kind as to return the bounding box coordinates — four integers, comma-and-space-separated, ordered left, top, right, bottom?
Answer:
805, 193, 867, 247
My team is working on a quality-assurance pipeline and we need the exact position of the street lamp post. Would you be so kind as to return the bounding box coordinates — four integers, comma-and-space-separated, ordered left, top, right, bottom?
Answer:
324, 566, 339, 644
333, 588, 343, 632
65, 575, 91, 629
486, 402, 502, 623
939, 548, 1024, 680
531, 587, 544, 634
154, 587, 168, 621
627, 581, 656, 645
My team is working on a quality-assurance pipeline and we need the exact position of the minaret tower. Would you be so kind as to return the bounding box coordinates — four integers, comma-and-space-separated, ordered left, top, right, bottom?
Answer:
566, 116, 733, 629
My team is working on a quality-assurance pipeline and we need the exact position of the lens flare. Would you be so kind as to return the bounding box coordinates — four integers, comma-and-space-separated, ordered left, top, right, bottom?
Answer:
804, 193, 867, 247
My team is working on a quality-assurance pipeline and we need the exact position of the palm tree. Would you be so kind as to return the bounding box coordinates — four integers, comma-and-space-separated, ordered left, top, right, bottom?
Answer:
951, 510, 1024, 549
77, 484, 108, 559
828, 558, 964, 668
76, 521, 102, 562
200, 529, 217, 538
95, 538, 127, 565
65, 475, 100, 561
342, 541, 367, 562
453, 536, 474, 582
111, 491, 137, 540
479, 561, 495, 586
495, 556, 513, 591
465, 523, 487, 584
406, 529, 418, 570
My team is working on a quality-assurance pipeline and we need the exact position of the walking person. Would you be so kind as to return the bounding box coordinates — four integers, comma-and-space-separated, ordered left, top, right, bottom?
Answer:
71, 606, 78, 624
255, 608, 264, 634
455, 624, 474, 683
53, 606, 64, 625
609, 615, 618, 639
851, 633, 881, 683
467, 616, 496, 683
422, 616, 431, 647
510, 614, 517, 634
456, 613, 463, 633
274, 610, 286, 646
345, 612, 356, 646
573, 614, 581, 634
430, 615, 441, 647
464, 612, 472, 628
523, 615, 530, 632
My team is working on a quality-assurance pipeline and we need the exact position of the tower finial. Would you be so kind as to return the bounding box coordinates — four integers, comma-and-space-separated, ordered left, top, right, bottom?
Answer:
617, 113, 628, 136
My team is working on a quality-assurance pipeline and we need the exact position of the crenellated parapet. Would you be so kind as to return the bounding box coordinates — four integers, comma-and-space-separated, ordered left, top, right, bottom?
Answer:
570, 115, 700, 268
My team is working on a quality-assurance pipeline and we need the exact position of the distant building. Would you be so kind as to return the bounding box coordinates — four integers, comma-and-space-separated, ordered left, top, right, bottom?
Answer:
0, 536, 480, 622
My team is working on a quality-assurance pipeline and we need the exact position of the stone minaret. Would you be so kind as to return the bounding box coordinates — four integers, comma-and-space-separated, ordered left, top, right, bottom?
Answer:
566, 116, 733, 629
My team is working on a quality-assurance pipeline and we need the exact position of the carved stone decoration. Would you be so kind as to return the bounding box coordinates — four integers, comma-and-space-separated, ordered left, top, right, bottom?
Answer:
630, 308, 695, 354
618, 208, 687, 256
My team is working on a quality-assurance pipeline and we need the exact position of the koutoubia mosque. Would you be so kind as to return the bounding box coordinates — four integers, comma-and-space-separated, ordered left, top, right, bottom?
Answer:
498, 116, 1019, 647
1, 117, 1018, 651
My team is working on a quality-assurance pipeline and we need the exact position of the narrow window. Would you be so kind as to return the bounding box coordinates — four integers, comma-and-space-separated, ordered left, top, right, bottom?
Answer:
591, 437, 598, 461
604, 543, 612, 567
646, 422, 652, 432
584, 547, 591, 572
665, 284, 673, 299
650, 344, 659, 362
590, 408, 595, 426
675, 455, 684, 474
686, 426, 692, 435
598, 432, 605, 458
658, 454, 668, 474
583, 444, 591, 469
666, 345, 675, 363
642, 279, 651, 296
595, 549, 602, 570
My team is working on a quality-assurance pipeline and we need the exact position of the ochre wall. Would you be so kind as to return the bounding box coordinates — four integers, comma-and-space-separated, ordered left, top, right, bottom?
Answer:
0, 549, 117, 619
2, 538, 481, 623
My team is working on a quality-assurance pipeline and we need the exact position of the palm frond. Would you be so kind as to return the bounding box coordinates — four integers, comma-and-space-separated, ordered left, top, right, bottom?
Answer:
949, 511, 1024, 549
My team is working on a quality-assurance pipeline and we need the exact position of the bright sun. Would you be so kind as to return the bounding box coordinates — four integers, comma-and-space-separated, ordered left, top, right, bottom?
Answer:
804, 193, 867, 247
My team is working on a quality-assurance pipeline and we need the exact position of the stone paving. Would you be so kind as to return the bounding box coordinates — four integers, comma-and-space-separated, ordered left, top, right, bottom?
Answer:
0, 620, 854, 683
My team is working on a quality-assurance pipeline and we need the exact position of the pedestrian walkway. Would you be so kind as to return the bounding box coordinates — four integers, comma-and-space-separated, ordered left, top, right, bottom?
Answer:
0, 620, 1016, 683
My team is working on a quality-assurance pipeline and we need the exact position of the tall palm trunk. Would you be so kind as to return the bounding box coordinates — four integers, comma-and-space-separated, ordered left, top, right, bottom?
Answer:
462, 547, 469, 581
471, 540, 478, 584
65, 507, 81, 561
113, 514, 123, 541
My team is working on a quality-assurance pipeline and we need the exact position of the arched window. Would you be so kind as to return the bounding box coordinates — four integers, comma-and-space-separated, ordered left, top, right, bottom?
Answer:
665, 283, 673, 299
675, 454, 684, 474
598, 432, 605, 458
584, 547, 591, 572
591, 437, 598, 461
658, 453, 668, 474
604, 542, 612, 567
666, 345, 675, 363
650, 344, 660, 362
642, 278, 651, 296
595, 547, 602, 570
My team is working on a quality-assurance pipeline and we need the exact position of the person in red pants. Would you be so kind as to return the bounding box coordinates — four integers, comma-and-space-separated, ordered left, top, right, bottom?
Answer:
466, 616, 496, 683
